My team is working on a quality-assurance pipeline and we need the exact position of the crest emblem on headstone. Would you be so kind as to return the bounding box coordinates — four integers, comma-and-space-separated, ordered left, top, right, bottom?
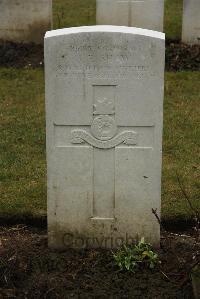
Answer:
92, 97, 116, 140
71, 92, 138, 148
91, 115, 117, 141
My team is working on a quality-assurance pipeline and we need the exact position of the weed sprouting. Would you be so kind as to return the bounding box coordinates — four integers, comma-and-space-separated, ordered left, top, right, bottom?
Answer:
113, 238, 160, 273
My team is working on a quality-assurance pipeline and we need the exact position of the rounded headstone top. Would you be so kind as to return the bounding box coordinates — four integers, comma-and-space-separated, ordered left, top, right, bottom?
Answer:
45, 25, 165, 40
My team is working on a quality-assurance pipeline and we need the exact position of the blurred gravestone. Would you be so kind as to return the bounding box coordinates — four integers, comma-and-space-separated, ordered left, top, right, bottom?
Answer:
96, 0, 164, 32
182, 0, 200, 44
0, 0, 52, 44
45, 26, 165, 249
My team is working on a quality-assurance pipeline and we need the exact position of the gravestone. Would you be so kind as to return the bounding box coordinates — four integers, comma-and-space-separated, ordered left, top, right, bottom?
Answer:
182, 0, 200, 44
45, 26, 165, 249
96, 0, 164, 32
0, 0, 52, 44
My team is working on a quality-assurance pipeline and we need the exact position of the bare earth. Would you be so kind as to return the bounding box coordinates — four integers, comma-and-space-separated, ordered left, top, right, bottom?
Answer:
0, 40, 199, 71
0, 225, 199, 298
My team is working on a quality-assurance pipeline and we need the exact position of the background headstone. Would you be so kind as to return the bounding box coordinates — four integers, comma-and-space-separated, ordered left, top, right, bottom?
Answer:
96, 0, 164, 32
0, 0, 52, 44
182, 0, 200, 44
45, 26, 165, 249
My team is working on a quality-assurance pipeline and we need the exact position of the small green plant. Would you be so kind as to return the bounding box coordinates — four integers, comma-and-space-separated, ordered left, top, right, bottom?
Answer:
113, 238, 159, 272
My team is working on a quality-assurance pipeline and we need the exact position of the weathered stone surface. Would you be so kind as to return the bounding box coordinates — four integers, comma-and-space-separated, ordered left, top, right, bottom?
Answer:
96, 0, 164, 32
0, 0, 52, 44
45, 26, 165, 249
182, 0, 200, 44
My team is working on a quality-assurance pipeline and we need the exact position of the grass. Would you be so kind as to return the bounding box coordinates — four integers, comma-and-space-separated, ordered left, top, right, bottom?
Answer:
0, 69, 46, 218
162, 72, 200, 221
0, 0, 199, 223
0, 68, 199, 222
52, 0, 183, 40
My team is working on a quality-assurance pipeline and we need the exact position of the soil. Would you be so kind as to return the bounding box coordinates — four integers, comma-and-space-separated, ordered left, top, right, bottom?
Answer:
165, 39, 200, 71
0, 41, 44, 69
0, 39, 199, 71
0, 225, 199, 299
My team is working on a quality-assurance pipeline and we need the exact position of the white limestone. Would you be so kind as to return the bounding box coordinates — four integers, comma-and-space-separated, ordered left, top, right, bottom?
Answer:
45, 26, 165, 249
182, 0, 200, 44
96, 0, 164, 32
0, 0, 52, 44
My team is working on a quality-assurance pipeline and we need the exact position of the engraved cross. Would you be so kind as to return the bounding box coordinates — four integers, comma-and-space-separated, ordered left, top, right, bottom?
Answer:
71, 83, 138, 220
54, 81, 154, 221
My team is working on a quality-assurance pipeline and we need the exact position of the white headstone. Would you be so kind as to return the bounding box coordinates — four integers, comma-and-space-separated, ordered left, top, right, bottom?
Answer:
0, 0, 52, 44
182, 0, 200, 44
45, 26, 165, 249
96, 0, 164, 32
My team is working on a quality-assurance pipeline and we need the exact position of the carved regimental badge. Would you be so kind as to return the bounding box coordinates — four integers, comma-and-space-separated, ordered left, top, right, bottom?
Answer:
71, 87, 138, 149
